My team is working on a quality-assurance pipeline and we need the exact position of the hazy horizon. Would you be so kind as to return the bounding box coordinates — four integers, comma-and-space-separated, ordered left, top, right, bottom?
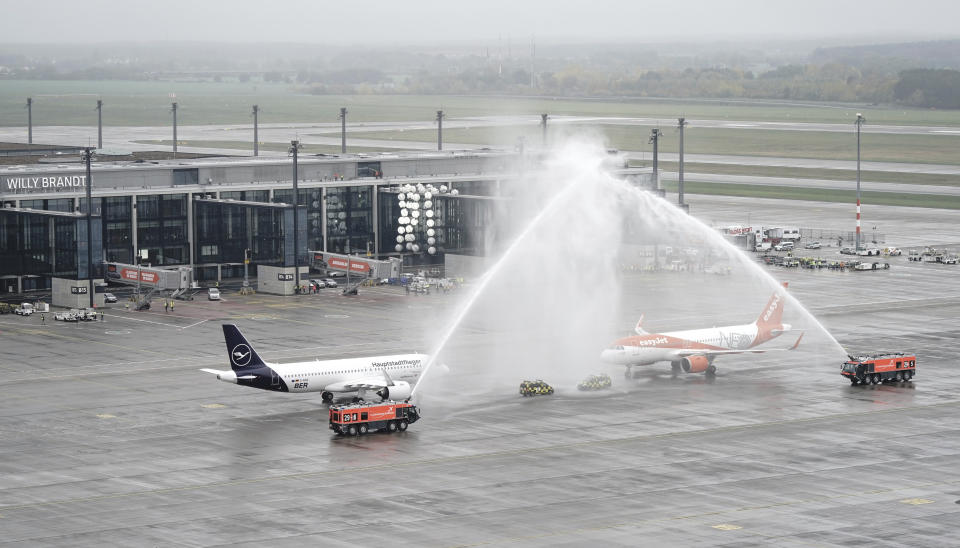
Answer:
1, 0, 957, 45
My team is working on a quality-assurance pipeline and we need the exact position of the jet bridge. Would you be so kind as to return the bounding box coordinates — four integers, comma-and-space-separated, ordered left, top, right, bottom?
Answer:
104, 262, 194, 301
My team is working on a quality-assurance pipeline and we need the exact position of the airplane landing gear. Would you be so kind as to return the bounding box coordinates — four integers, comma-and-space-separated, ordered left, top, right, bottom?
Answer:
671, 361, 681, 377
705, 365, 717, 378
624, 366, 633, 379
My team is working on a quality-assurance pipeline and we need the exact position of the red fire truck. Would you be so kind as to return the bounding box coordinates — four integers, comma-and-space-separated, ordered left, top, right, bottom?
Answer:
329, 400, 420, 435
841, 353, 916, 385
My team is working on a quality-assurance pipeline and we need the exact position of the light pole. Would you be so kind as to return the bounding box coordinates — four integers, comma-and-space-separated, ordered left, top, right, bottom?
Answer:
252, 105, 259, 157
649, 128, 662, 191
339, 107, 347, 153
171, 102, 178, 157
290, 140, 302, 291
82, 148, 94, 308
677, 117, 687, 206
26, 97, 32, 144
855, 113, 865, 251
436, 110, 444, 151
540, 113, 548, 145
96, 99, 103, 149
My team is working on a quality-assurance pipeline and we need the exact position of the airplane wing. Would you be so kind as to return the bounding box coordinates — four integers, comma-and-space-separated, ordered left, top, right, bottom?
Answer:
674, 332, 804, 359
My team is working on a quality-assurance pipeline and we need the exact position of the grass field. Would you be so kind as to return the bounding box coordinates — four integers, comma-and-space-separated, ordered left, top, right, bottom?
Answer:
650, 162, 960, 187
663, 181, 960, 209
4, 80, 960, 128
348, 123, 960, 165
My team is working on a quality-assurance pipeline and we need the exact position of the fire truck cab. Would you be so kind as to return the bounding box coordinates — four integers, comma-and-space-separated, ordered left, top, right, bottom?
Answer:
329, 400, 420, 436
842, 353, 916, 385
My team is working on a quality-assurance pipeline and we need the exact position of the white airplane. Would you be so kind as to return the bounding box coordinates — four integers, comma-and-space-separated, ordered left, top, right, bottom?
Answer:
201, 324, 427, 402
600, 286, 802, 377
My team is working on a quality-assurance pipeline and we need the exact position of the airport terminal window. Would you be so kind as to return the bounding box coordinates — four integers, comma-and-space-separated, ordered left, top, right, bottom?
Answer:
173, 169, 199, 186
326, 187, 373, 255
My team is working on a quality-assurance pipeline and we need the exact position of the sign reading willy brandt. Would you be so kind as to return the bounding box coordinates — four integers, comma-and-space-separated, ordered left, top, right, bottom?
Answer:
4, 175, 87, 194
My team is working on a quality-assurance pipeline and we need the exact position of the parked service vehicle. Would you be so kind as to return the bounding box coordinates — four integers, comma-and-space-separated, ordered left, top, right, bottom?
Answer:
323, 278, 338, 288
208, 287, 220, 301
104, 292, 118, 303
578, 374, 613, 391
54, 310, 78, 321
774, 242, 794, 251
311, 279, 326, 289
842, 352, 916, 385
14, 303, 34, 316
329, 400, 420, 435
754, 242, 772, 252
884, 247, 902, 256
857, 247, 881, 256
804, 242, 822, 249
840, 247, 856, 255
852, 261, 890, 271
520, 379, 554, 397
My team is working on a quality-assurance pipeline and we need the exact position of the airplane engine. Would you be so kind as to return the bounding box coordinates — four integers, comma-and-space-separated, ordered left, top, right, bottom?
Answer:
376, 381, 412, 401
680, 356, 710, 373
215, 370, 238, 383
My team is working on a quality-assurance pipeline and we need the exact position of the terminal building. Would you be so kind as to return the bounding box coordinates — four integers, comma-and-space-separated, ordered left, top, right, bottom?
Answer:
1, 148, 648, 295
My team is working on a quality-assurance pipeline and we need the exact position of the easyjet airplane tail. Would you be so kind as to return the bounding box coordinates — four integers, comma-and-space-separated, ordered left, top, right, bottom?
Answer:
753, 283, 790, 346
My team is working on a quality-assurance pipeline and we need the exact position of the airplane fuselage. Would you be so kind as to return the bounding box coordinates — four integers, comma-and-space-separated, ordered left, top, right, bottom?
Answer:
601, 323, 761, 366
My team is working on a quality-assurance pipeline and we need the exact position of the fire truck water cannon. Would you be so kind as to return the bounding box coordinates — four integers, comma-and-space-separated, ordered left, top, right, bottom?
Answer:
841, 352, 916, 385
329, 400, 420, 436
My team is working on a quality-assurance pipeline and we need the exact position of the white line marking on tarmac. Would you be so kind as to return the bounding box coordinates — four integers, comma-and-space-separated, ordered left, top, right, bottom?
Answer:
101, 313, 181, 328
180, 319, 208, 330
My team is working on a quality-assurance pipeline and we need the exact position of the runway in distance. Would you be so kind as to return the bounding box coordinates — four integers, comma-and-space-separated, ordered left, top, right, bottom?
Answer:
201, 324, 427, 402
600, 285, 802, 377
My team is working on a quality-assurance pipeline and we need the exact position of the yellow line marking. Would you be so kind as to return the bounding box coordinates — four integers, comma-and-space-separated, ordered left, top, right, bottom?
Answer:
201, 403, 226, 409
95, 413, 116, 419
712, 524, 742, 530
900, 498, 934, 505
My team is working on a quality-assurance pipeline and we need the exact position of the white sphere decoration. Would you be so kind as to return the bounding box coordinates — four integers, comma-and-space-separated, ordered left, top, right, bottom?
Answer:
398, 193, 406, 201
405, 225, 414, 234
398, 200, 406, 208
440, 185, 448, 192
406, 242, 413, 250
427, 237, 436, 245
426, 210, 434, 218
338, 211, 346, 220
417, 183, 425, 192
405, 234, 415, 242
396, 235, 404, 243
424, 200, 432, 208
424, 192, 432, 200
411, 218, 418, 226
427, 228, 435, 237
400, 208, 408, 217
397, 226, 405, 235
412, 210, 420, 218
412, 244, 420, 253
450, 189, 459, 196
395, 244, 403, 252
397, 217, 406, 225
428, 246, 436, 255
426, 219, 435, 228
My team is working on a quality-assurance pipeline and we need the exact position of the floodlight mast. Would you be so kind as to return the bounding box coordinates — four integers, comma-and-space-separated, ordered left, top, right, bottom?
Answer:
96, 100, 103, 149
677, 117, 688, 206
290, 140, 302, 287
82, 148, 94, 308
855, 113, 866, 251
436, 110, 445, 151
649, 128, 662, 191
252, 105, 259, 157
339, 107, 347, 153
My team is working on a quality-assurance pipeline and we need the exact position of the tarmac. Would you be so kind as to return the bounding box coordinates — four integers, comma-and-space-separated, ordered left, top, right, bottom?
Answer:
1, 195, 959, 547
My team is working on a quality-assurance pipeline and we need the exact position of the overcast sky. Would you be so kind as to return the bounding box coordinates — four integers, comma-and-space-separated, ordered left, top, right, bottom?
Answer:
1, 0, 958, 45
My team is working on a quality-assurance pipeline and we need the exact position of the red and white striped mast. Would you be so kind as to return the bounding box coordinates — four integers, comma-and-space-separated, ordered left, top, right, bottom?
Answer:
855, 113, 865, 251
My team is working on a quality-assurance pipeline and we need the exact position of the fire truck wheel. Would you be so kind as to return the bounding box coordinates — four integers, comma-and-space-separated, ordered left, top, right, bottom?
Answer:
907, 371, 914, 380
347, 425, 357, 436
387, 421, 397, 432
398, 420, 408, 431
359, 424, 368, 435
896, 371, 904, 381
850, 378, 859, 385
871, 374, 880, 384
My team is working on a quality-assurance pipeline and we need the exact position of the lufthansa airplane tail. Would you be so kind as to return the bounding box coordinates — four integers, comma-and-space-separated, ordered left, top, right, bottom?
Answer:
222, 324, 267, 371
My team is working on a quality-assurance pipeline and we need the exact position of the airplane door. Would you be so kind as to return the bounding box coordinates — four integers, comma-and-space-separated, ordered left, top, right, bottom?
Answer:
271, 370, 279, 386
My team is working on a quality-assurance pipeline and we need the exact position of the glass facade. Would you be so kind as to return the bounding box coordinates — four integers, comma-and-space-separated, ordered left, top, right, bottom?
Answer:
136, 194, 188, 265
379, 191, 487, 256
326, 186, 373, 255
194, 200, 307, 280
0, 210, 102, 288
